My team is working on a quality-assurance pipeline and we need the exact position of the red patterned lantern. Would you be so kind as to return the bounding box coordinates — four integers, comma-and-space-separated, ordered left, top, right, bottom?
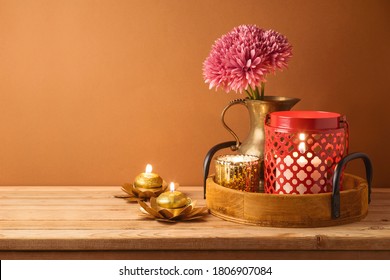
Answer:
264, 111, 348, 194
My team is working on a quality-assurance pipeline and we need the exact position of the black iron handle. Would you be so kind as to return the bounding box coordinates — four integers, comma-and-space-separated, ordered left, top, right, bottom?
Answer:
332, 152, 373, 219
203, 141, 239, 199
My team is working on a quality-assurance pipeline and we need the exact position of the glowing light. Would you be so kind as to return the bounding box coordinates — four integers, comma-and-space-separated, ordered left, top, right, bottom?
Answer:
145, 164, 153, 173
170, 182, 175, 192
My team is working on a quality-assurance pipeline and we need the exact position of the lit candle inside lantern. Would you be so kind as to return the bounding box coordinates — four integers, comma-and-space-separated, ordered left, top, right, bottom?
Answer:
156, 182, 190, 209
265, 111, 347, 194
298, 133, 306, 153
295, 133, 310, 193
134, 164, 163, 189
275, 133, 323, 194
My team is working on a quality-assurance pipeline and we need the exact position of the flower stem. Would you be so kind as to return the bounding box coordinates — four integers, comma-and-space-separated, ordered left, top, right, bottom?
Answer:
247, 84, 265, 100
254, 86, 261, 100
245, 89, 254, 99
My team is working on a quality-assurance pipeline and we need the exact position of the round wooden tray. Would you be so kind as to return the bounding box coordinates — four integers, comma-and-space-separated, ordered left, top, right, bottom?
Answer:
206, 173, 369, 227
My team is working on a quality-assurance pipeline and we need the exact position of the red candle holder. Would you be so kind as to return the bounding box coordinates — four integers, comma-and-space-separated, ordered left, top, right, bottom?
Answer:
264, 111, 348, 194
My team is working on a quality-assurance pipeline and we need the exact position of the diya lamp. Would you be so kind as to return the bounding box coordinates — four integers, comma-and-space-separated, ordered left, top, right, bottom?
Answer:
138, 182, 208, 222
119, 164, 167, 201
156, 182, 191, 209
134, 164, 163, 190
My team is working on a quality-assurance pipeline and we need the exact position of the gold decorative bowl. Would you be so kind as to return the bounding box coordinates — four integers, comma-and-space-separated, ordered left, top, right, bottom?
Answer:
118, 181, 168, 202
138, 197, 208, 222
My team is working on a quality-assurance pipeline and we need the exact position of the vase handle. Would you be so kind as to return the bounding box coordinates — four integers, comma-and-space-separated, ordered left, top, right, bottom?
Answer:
221, 98, 246, 151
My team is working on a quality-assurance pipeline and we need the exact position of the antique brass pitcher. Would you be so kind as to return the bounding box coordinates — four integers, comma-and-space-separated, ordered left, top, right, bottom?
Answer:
203, 96, 300, 196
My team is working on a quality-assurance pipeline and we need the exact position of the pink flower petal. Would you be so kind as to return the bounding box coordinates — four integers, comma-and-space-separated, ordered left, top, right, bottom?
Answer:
203, 25, 292, 93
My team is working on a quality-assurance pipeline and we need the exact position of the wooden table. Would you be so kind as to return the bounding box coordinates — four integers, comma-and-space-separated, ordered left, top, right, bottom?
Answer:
1, 186, 390, 259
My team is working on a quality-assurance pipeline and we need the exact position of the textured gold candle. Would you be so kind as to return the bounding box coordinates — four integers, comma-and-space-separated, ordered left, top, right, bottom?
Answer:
214, 154, 260, 192
156, 182, 190, 209
134, 164, 163, 189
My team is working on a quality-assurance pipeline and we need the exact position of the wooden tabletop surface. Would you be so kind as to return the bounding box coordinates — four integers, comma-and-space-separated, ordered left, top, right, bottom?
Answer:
1, 186, 390, 259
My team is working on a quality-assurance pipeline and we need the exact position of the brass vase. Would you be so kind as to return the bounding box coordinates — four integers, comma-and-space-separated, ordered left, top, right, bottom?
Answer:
221, 96, 300, 157
203, 96, 300, 196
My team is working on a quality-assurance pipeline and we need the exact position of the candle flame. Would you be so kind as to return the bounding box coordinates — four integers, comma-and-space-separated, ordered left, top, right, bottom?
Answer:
298, 133, 306, 154
298, 133, 306, 153
145, 164, 153, 173
169, 182, 175, 192
298, 142, 306, 153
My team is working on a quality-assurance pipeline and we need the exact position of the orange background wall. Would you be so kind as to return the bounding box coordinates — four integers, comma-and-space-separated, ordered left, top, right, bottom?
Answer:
0, 0, 389, 187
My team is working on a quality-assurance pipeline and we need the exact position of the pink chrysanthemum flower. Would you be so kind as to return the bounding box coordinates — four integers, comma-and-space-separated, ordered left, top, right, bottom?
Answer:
203, 25, 292, 99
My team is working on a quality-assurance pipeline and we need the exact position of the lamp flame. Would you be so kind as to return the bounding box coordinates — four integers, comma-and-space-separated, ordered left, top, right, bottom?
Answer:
169, 182, 175, 192
145, 164, 153, 173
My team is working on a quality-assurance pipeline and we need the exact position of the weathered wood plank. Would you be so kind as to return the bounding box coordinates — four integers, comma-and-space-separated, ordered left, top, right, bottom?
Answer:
1, 229, 390, 251
0, 186, 389, 259
2, 250, 390, 260
1, 217, 389, 230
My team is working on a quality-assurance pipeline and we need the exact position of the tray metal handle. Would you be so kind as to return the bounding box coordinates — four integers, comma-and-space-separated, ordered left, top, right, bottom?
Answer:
332, 152, 373, 218
203, 141, 238, 199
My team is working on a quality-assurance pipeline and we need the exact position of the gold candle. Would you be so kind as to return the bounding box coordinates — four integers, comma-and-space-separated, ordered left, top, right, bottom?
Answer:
214, 154, 260, 192
134, 164, 163, 189
156, 182, 190, 209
